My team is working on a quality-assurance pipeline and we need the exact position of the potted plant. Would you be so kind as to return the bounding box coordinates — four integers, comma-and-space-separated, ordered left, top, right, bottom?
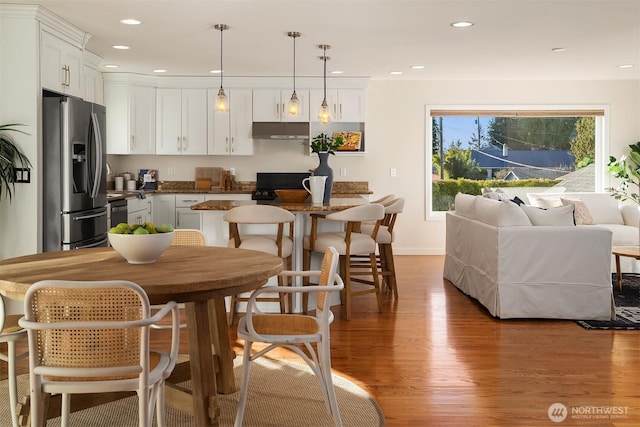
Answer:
310, 132, 344, 155
0, 123, 32, 203
607, 141, 640, 204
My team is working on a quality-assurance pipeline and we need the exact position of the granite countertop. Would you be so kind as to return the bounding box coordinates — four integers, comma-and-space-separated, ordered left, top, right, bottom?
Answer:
190, 197, 368, 212
106, 180, 371, 202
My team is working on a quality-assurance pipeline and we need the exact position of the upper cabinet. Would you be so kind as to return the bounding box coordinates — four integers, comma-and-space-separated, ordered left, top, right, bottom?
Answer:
83, 50, 102, 104
40, 29, 84, 98
309, 89, 365, 123
253, 89, 309, 122
156, 88, 207, 155
104, 78, 156, 155
208, 89, 253, 155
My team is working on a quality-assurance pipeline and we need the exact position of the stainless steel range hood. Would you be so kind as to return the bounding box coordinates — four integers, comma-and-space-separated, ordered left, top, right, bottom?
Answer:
252, 122, 309, 140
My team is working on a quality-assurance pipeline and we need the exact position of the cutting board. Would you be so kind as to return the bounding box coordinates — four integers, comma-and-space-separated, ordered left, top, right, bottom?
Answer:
195, 167, 222, 189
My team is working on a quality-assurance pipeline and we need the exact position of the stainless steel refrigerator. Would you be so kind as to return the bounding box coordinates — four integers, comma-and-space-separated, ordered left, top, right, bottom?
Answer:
43, 91, 108, 251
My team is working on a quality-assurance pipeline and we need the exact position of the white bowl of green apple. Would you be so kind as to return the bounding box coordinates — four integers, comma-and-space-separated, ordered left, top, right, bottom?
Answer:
108, 222, 175, 264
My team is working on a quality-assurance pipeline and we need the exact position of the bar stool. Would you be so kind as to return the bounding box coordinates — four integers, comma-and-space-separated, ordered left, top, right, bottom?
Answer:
359, 197, 404, 299
224, 205, 295, 325
303, 203, 384, 320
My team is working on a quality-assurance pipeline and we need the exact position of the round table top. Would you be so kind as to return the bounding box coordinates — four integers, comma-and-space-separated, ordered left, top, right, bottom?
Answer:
0, 246, 283, 304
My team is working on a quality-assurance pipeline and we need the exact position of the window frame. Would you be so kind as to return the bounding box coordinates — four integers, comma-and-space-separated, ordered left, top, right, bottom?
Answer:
425, 104, 610, 219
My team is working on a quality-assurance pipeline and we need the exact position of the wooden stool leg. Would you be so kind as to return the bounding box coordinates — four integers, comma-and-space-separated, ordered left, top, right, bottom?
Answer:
383, 244, 398, 299
370, 253, 383, 313
341, 255, 352, 321
302, 249, 311, 314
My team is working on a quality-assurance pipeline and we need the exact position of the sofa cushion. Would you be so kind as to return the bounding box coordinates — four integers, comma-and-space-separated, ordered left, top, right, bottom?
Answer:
561, 198, 594, 225
528, 192, 624, 225
520, 204, 576, 226
482, 188, 511, 201
475, 197, 532, 227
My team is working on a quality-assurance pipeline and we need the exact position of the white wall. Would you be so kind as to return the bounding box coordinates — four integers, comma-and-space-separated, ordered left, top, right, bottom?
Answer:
0, 13, 41, 259
112, 79, 640, 255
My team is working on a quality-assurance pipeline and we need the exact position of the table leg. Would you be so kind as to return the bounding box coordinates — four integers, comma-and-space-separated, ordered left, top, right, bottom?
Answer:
185, 301, 219, 426
615, 254, 622, 291
209, 297, 236, 394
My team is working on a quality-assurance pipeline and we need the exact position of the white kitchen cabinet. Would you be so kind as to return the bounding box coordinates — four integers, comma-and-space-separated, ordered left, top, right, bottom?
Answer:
40, 29, 84, 98
104, 81, 156, 155
175, 194, 205, 229
309, 89, 365, 123
253, 89, 309, 122
83, 50, 102, 103
208, 89, 253, 155
156, 88, 207, 155
127, 195, 153, 225
153, 194, 176, 227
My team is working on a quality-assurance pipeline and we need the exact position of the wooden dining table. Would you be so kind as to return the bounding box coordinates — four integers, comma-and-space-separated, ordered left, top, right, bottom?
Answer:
0, 245, 283, 427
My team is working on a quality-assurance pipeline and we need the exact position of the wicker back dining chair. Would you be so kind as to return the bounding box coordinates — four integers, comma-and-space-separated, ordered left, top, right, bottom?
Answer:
224, 204, 295, 325
171, 229, 207, 246
235, 247, 344, 427
0, 295, 28, 427
19, 280, 180, 427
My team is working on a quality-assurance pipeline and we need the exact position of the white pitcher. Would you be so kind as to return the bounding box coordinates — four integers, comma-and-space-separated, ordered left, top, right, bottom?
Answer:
302, 176, 327, 205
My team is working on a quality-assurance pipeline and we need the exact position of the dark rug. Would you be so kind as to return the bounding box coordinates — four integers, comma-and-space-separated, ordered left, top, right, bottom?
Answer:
577, 273, 640, 330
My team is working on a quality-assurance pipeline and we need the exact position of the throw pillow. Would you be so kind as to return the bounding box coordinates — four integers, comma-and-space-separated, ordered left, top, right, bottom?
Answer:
560, 198, 594, 225
482, 188, 511, 201
520, 204, 576, 226
527, 193, 563, 208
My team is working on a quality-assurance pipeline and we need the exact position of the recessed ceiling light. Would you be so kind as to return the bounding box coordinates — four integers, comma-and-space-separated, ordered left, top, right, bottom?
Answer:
410, 65, 425, 69
103, 64, 119, 68
330, 70, 344, 74
119, 18, 141, 25
112, 45, 130, 50
209, 69, 222, 74
552, 47, 567, 52
389, 71, 403, 75
618, 64, 634, 69
153, 69, 167, 73
451, 21, 473, 28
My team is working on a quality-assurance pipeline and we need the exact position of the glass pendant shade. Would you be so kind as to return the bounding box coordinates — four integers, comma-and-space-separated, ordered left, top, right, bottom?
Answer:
216, 87, 228, 112
214, 24, 229, 113
318, 44, 331, 124
287, 31, 301, 116
288, 91, 299, 115
318, 98, 331, 124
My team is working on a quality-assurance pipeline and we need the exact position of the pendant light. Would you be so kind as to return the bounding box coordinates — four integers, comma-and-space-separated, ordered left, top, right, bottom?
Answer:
318, 44, 331, 124
214, 24, 229, 112
287, 32, 301, 115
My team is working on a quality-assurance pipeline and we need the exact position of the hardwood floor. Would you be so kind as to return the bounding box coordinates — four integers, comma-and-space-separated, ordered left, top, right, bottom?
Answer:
3, 255, 639, 426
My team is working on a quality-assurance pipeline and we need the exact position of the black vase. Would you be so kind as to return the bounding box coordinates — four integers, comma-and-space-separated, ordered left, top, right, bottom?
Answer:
314, 152, 333, 205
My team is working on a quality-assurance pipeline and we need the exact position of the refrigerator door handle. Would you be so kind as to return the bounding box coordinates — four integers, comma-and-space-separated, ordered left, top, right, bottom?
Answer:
73, 210, 107, 221
89, 111, 103, 199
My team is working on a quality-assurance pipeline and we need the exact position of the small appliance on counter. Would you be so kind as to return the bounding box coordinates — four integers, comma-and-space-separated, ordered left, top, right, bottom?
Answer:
139, 169, 157, 190
252, 172, 311, 200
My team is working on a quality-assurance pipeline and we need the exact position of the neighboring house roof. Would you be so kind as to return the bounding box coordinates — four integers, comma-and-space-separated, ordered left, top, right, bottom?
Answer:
471, 148, 575, 169
503, 168, 568, 181
553, 163, 596, 192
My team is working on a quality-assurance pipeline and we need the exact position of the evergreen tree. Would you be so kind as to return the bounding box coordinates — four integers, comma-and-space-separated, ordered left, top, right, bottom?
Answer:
570, 116, 595, 167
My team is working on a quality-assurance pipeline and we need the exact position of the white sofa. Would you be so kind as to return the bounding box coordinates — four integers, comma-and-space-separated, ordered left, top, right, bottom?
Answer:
443, 193, 616, 320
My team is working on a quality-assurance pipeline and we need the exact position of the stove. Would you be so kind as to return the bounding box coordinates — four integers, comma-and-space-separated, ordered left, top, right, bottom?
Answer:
252, 172, 311, 200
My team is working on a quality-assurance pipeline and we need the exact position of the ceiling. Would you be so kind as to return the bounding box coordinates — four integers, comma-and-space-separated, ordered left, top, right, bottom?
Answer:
7, 0, 640, 81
